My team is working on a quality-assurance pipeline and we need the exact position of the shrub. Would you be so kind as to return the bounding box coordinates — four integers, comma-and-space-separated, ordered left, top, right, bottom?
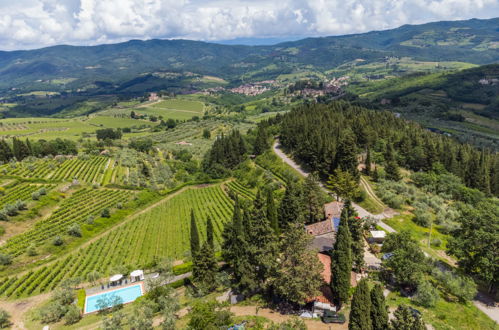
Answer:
0, 211, 7, 221
63, 305, 81, 325
430, 239, 442, 247
432, 268, 477, 302
27, 244, 38, 256
32, 192, 40, 200
0, 253, 12, 266
52, 236, 64, 246
413, 279, 439, 307
67, 224, 82, 237
101, 208, 110, 218
85, 215, 95, 225
412, 209, 433, 227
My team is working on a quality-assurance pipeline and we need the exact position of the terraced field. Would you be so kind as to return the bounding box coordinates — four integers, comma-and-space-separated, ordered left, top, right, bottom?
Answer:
0, 188, 134, 257
0, 184, 233, 298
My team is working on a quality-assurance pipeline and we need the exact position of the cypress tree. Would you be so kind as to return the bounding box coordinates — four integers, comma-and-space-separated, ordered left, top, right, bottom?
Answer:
370, 284, 388, 330
266, 189, 279, 233
331, 208, 352, 306
303, 173, 324, 223
206, 216, 214, 249
349, 279, 372, 330
190, 209, 200, 258
194, 242, 218, 291
372, 164, 379, 182
0, 139, 13, 163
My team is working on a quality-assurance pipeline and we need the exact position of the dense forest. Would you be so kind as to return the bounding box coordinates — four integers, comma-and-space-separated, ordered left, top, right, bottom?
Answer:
279, 101, 499, 196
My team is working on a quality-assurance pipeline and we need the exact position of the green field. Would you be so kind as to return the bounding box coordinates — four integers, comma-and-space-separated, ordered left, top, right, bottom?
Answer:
0, 184, 232, 298
100, 98, 205, 121
0, 116, 157, 140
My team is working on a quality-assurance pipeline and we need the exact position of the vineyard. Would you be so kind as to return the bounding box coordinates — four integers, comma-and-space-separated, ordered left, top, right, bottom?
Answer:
0, 188, 134, 257
225, 180, 255, 200
0, 184, 233, 298
0, 182, 54, 209
0, 156, 120, 185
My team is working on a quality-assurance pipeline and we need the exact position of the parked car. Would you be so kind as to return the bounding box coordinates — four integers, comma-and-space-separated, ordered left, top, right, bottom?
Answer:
322, 310, 346, 324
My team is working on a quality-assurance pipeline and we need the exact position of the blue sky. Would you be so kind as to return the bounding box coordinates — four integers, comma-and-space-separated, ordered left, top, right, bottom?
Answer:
0, 0, 498, 50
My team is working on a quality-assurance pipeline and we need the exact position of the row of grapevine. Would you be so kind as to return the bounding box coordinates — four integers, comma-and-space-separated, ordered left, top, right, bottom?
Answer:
0, 183, 54, 209
225, 180, 256, 200
0, 184, 233, 298
0, 156, 110, 184
0, 188, 134, 256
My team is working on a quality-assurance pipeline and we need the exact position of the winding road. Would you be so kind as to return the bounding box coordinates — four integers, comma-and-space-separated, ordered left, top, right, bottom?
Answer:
272, 140, 498, 324
272, 140, 395, 231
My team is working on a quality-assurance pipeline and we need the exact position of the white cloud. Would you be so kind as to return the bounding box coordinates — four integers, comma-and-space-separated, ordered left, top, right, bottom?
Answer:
0, 0, 497, 50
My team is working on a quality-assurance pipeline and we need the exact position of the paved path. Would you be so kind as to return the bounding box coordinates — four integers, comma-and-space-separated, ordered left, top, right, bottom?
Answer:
272, 140, 498, 324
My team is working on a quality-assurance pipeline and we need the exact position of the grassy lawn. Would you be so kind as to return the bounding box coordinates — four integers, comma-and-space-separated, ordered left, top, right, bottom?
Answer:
386, 291, 496, 330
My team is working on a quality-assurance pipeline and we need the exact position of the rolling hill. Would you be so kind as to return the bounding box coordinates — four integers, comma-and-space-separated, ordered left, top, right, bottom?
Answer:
0, 17, 497, 95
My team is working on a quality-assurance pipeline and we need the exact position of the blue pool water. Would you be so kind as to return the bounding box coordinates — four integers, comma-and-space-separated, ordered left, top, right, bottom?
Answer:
85, 284, 143, 313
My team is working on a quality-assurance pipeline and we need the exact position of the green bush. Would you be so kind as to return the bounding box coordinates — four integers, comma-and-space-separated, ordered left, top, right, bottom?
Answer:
0, 309, 10, 329
413, 279, 439, 307
52, 236, 64, 246
64, 305, 81, 325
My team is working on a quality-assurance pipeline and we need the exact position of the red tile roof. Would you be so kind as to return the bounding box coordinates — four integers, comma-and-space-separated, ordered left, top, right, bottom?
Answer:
305, 219, 333, 236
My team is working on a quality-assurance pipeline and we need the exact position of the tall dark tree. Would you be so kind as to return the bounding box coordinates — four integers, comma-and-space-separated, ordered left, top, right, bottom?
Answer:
384, 143, 401, 181
370, 284, 388, 330
345, 202, 364, 272
330, 208, 352, 307
278, 182, 305, 226
190, 209, 200, 258
206, 216, 214, 249
265, 189, 279, 233
303, 173, 324, 223
194, 242, 218, 291
0, 140, 13, 162
391, 304, 425, 330
364, 147, 372, 176
12, 137, 30, 160
349, 279, 372, 330
245, 191, 278, 294
335, 128, 359, 181
253, 126, 270, 156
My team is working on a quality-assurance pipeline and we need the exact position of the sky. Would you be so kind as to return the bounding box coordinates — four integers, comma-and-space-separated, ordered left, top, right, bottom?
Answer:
0, 0, 498, 50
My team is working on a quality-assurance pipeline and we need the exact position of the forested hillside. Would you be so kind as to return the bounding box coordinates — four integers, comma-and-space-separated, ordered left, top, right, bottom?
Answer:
0, 17, 497, 95
279, 101, 499, 196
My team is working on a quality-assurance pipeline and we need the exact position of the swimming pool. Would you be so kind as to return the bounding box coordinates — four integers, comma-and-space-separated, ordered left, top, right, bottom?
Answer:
85, 284, 143, 313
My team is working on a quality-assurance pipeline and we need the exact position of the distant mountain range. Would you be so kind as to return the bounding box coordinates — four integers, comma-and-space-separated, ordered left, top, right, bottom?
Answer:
0, 17, 497, 94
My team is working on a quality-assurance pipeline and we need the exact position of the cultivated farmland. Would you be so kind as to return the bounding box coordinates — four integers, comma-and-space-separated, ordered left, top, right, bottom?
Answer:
0, 184, 232, 298
0, 188, 134, 257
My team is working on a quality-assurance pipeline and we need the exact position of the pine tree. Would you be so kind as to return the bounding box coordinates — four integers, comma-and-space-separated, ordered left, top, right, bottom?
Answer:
364, 147, 371, 175
303, 173, 324, 223
391, 305, 425, 330
271, 223, 323, 304
265, 189, 279, 233
349, 279, 372, 330
330, 208, 352, 307
370, 284, 388, 330
206, 216, 214, 249
253, 126, 270, 155
384, 143, 401, 181
190, 209, 200, 258
335, 128, 359, 180
278, 182, 304, 226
